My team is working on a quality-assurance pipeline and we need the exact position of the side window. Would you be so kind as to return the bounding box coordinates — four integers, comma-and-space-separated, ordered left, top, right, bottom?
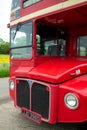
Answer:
36, 23, 66, 56
36, 37, 66, 56
36, 35, 41, 54
77, 36, 87, 56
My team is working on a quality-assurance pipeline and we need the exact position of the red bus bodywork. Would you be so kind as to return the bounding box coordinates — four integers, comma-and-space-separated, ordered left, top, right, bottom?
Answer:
9, 0, 87, 124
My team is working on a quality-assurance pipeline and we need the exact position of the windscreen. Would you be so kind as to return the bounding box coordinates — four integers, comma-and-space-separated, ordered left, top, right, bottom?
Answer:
10, 21, 33, 59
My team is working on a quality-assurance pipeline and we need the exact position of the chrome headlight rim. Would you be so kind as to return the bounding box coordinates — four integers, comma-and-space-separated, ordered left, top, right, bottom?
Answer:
9, 80, 15, 90
64, 93, 79, 110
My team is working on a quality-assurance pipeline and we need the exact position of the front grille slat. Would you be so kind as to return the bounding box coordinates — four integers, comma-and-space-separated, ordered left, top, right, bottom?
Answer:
32, 83, 49, 119
17, 80, 30, 109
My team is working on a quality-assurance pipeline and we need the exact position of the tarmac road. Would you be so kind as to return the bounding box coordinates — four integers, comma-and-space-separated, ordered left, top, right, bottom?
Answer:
0, 78, 87, 130
0, 101, 79, 130
0, 77, 9, 98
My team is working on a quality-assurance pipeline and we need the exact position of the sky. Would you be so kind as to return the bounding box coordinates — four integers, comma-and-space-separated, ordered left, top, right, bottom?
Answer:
0, 0, 12, 42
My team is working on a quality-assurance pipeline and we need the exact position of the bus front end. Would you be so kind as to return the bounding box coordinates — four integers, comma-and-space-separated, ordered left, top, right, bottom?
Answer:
9, 0, 87, 125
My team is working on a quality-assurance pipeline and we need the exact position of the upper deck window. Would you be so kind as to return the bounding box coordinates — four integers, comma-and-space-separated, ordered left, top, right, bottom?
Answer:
11, 0, 20, 11
11, 0, 21, 21
23, 0, 41, 8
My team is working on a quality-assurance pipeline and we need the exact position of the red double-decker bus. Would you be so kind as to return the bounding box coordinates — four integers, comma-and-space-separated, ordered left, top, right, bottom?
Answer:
9, 0, 87, 124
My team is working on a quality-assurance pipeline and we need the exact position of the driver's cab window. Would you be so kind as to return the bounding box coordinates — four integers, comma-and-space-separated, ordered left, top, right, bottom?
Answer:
36, 23, 66, 56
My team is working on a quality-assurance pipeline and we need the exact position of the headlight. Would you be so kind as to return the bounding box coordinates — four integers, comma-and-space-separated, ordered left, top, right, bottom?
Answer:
64, 93, 79, 110
9, 80, 14, 90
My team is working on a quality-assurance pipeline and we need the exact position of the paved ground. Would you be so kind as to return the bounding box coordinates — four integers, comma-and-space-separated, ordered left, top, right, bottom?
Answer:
0, 99, 68, 130
0, 99, 79, 130
0, 96, 86, 130
0, 78, 87, 130
0, 77, 9, 98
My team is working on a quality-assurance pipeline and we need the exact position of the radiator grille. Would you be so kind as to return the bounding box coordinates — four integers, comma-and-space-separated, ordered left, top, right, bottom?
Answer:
16, 79, 49, 119
17, 80, 30, 109
32, 83, 49, 119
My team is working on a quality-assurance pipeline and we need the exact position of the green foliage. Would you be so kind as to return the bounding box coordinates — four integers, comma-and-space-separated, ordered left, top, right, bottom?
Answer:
0, 38, 10, 54
0, 38, 4, 44
0, 68, 9, 77
0, 63, 9, 77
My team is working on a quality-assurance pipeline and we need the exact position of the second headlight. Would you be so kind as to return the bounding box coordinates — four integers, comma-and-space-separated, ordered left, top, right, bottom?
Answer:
64, 93, 79, 110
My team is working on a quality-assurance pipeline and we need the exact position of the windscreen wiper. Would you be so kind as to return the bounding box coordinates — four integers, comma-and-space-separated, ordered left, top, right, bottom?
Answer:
13, 22, 21, 40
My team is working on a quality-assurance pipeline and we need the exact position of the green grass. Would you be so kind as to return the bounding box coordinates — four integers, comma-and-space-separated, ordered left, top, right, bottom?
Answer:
0, 55, 9, 78
0, 64, 9, 77
0, 69, 9, 77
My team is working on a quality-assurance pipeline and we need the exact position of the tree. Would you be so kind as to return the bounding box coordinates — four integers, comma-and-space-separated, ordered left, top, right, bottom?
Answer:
0, 41, 10, 54
0, 38, 5, 44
